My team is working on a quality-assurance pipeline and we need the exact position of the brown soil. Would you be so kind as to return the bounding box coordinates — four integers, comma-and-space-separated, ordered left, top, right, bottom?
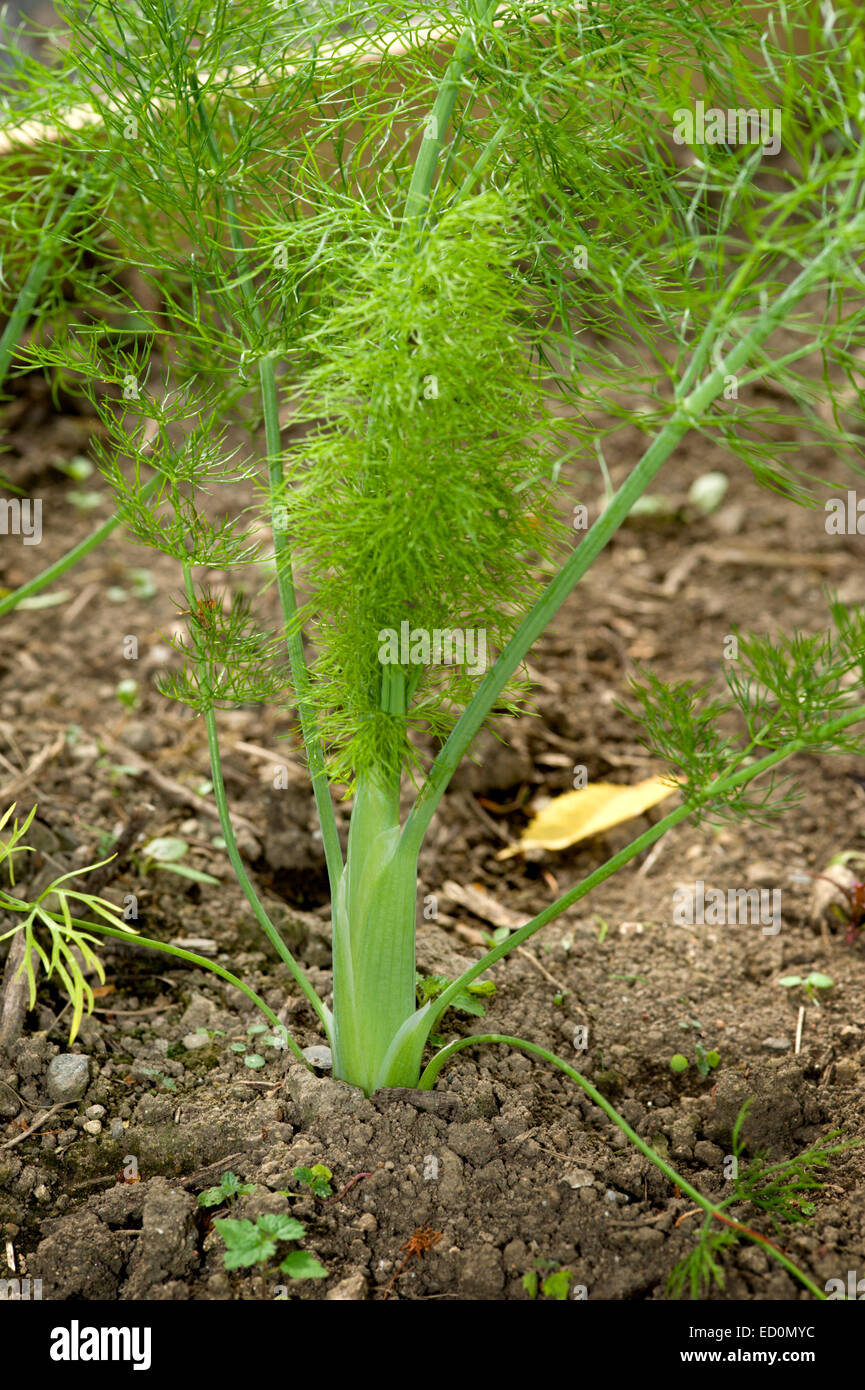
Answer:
1, 368, 864, 1302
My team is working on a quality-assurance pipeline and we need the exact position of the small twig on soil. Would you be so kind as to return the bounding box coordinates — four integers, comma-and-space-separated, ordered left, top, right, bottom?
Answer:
0, 1077, 35, 1113
514, 944, 568, 992
0, 730, 66, 803
458, 791, 517, 847
62, 582, 100, 626
97, 734, 259, 839
636, 835, 667, 878
92, 1005, 170, 1016
795, 1004, 805, 1056
1, 1101, 76, 1150
176, 1152, 251, 1189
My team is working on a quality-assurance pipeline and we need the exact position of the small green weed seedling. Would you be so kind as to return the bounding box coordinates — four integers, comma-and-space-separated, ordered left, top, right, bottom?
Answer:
227, 1022, 291, 1070
3, 0, 865, 1300
416, 974, 497, 1044
670, 1103, 855, 1299
778, 972, 835, 1005
522, 1261, 575, 1301
197, 1172, 257, 1210
134, 836, 220, 887
213, 1214, 327, 1295
287, 1165, 334, 1200
670, 1045, 721, 1078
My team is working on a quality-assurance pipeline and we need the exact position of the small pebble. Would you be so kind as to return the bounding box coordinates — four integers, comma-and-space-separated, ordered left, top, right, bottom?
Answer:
46, 1054, 89, 1103
562, 1168, 595, 1189
85, 1104, 105, 1119
83, 1120, 102, 1136
182, 1033, 212, 1051
301, 1045, 333, 1070
763, 1037, 790, 1051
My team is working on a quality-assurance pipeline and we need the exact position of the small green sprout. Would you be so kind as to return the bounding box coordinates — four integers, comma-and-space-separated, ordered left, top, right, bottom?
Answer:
522, 1260, 574, 1301
778, 972, 835, 1004
417, 973, 497, 1046
197, 1171, 256, 1209
291, 1164, 334, 1199
135, 836, 220, 886
670, 1046, 720, 1077
115, 678, 139, 709
212, 1214, 327, 1289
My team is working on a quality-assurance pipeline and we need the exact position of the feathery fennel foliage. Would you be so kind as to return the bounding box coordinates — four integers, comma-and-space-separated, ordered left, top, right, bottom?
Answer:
2, 0, 865, 1299
668, 1102, 855, 1301
280, 191, 566, 783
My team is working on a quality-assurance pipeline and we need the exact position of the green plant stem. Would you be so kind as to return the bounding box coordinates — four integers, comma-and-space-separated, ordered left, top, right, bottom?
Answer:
171, 12, 343, 889
40, 912, 310, 1066
426, 699, 865, 1025
258, 354, 343, 888
0, 474, 162, 618
400, 0, 500, 246
0, 188, 69, 385
401, 217, 865, 859
418, 1033, 825, 1300
176, 559, 331, 1040
202, 699, 331, 1040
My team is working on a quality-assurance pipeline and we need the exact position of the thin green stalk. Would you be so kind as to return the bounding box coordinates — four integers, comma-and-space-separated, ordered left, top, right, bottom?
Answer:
179, 560, 332, 1040
401, 0, 500, 245
401, 217, 865, 859
202, 701, 332, 1040
448, 118, 508, 207
46, 911, 311, 1066
415, 698, 865, 1038
417, 1034, 826, 1300
172, 18, 343, 889
258, 354, 344, 887
0, 189, 65, 385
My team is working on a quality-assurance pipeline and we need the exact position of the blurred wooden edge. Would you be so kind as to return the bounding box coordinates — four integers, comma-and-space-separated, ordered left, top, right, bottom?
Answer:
0, 4, 572, 158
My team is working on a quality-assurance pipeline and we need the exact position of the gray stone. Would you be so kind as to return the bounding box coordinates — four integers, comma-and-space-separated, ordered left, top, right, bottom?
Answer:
45, 1054, 89, 1102
561, 1167, 595, 1189
325, 1270, 368, 1301
286, 1065, 371, 1124
301, 1045, 333, 1070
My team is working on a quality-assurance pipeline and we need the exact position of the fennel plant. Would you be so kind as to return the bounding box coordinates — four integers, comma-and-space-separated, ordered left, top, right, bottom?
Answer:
3, 0, 865, 1297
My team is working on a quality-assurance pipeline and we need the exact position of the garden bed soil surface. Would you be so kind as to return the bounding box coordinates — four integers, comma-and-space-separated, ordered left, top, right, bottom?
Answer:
1, 370, 865, 1301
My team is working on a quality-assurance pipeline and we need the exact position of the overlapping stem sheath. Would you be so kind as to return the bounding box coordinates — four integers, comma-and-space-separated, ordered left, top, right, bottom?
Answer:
331, 766, 419, 1092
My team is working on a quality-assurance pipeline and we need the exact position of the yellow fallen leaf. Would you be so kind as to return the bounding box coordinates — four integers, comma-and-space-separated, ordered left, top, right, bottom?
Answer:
499, 776, 678, 857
